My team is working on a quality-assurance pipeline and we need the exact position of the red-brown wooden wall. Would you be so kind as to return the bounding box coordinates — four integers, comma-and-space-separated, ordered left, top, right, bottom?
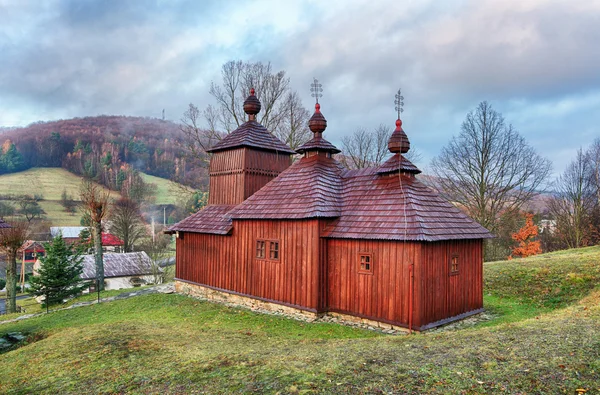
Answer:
417, 239, 484, 328
208, 148, 291, 205
176, 221, 484, 329
326, 239, 420, 326
176, 219, 323, 311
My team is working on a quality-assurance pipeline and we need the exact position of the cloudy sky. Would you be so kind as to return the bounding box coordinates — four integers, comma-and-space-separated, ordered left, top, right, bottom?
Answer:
1, 0, 599, 175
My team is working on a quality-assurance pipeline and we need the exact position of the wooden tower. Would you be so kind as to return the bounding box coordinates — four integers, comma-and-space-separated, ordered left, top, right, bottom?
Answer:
206, 89, 296, 205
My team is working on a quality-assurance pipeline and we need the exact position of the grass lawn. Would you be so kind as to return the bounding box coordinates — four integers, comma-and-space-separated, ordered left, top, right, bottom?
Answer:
1, 248, 599, 394
0, 168, 191, 225
140, 173, 194, 205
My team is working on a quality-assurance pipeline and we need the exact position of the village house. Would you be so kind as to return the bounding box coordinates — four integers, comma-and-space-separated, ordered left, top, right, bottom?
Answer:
168, 88, 492, 331
80, 251, 160, 290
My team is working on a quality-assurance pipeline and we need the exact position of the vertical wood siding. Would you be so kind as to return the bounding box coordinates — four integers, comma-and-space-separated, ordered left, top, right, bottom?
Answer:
208, 148, 291, 205
176, 229, 484, 328
176, 219, 321, 311
417, 239, 483, 327
326, 239, 420, 326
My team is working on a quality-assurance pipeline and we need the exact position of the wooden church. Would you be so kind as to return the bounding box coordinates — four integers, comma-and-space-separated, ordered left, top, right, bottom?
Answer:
169, 87, 492, 331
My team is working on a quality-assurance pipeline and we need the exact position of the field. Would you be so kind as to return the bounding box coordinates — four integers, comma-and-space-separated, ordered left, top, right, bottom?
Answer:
1, 247, 599, 394
0, 168, 191, 225
140, 172, 194, 205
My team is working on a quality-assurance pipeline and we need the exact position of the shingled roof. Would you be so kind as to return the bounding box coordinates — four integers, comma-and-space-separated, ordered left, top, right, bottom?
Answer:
321, 168, 493, 241
206, 89, 295, 154
228, 155, 344, 219
206, 120, 296, 154
377, 153, 421, 175
80, 251, 159, 279
167, 205, 234, 235
171, 99, 493, 241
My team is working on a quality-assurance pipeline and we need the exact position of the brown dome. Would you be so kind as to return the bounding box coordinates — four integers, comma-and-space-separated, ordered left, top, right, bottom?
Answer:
243, 88, 261, 121
308, 103, 327, 136
388, 119, 410, 154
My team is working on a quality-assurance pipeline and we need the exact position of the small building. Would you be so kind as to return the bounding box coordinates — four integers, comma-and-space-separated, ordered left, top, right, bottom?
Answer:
20, 240, 46, 263
50, 226, 124, 252
80, 251, 160, 290
50, 226, 87, 242
169, 89, 493, 331
0, 218, 9, 229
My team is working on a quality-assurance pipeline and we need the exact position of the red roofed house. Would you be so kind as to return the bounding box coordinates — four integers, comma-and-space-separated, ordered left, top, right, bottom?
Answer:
169, 89, 493, 331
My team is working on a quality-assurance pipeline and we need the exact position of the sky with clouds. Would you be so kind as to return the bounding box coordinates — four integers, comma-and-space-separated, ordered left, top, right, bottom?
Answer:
1, 0, 599, 176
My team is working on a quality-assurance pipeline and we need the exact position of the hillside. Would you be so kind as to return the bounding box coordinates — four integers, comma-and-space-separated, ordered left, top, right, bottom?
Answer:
0, 115, 209, 190
1, 247, 599, 393
0, 168, 190, 226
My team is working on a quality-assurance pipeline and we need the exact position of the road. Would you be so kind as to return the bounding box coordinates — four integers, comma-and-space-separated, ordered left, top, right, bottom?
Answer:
0, 295, 31, 315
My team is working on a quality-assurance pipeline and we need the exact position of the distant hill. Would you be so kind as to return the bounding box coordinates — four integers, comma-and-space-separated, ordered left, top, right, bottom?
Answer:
0, 116, 208, 190
0, 167, 191, 226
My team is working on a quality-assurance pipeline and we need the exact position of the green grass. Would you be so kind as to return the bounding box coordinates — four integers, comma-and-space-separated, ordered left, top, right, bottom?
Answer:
140, 173, 194, 205
0, 168, 191, 225
1, 248, 600, 394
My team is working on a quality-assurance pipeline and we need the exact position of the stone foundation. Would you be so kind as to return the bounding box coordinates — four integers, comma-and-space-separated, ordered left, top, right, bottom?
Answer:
175, 280, 409, 334
175, 280, 319, 322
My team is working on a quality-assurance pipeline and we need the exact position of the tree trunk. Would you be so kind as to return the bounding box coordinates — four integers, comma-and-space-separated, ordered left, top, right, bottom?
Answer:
93, 220, 104, 291
6, 249, 17, 313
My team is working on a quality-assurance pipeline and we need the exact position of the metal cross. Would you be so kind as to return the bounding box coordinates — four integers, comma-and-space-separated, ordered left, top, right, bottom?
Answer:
310, 78, 323, 104
395, 88, 404, 119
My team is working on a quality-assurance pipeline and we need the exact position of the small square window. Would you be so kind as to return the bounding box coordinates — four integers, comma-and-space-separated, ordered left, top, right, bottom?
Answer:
269, 241, 279, 260
359, 254, 373, 274
450, 254, 459, 275
256, 240, 266, 259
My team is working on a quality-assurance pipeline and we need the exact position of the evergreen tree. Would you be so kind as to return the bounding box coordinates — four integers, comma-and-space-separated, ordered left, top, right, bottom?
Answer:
0, 143, 24, 173
29, 234, 88, 308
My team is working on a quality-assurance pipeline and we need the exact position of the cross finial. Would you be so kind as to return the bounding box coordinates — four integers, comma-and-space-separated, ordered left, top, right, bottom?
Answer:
394, 88, 404, 120
310, 78, 323, 104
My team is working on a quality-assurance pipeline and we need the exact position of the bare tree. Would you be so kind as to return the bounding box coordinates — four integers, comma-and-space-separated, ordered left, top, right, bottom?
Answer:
340, 125, 391, 169
109, 198, 146, 252
0, 218, 29, 313
586, 138, 600, 243
207, 60, 290, 133
431, 101, 551, 260
180, 103, 222, 169
179, 60, 309, 180
586, 138, 600, 207
275, 91, 312, 150
431, 102, 551, 232
80, 179, 110, 290
548, 149, 595, 249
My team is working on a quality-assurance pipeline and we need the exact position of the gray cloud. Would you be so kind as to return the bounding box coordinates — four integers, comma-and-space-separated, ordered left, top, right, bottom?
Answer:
0, 0, 598, 176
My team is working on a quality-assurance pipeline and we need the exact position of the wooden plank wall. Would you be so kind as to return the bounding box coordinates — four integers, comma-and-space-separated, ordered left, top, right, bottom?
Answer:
326, 239, 421, 326
176, 219, 322, 311
418, 239, 483, 327
208, 149, 246, 205
208, 148, 291, 205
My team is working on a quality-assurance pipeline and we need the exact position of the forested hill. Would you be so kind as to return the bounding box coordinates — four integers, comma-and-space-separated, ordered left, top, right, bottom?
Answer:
0, 116, 206, 190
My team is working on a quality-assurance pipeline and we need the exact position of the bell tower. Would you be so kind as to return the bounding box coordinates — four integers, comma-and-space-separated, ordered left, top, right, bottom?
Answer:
206, 89, 296, 205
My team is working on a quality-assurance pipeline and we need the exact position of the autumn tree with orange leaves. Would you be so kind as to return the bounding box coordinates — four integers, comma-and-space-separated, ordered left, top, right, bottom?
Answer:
511, 213, 542, 258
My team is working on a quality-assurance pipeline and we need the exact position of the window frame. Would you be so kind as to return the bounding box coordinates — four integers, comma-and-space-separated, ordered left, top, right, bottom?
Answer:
449, 253, 459, 276
256, 240, 266, 259
256, 239, 280, 262
358, 253, 373, 275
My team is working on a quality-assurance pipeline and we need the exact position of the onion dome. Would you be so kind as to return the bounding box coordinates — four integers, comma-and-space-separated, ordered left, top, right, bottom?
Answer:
206, 88, 295, 154
296, 102, 341, 155
377, 117, 420, 175
243, 88, 261, 121
388, 118, 410, 153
